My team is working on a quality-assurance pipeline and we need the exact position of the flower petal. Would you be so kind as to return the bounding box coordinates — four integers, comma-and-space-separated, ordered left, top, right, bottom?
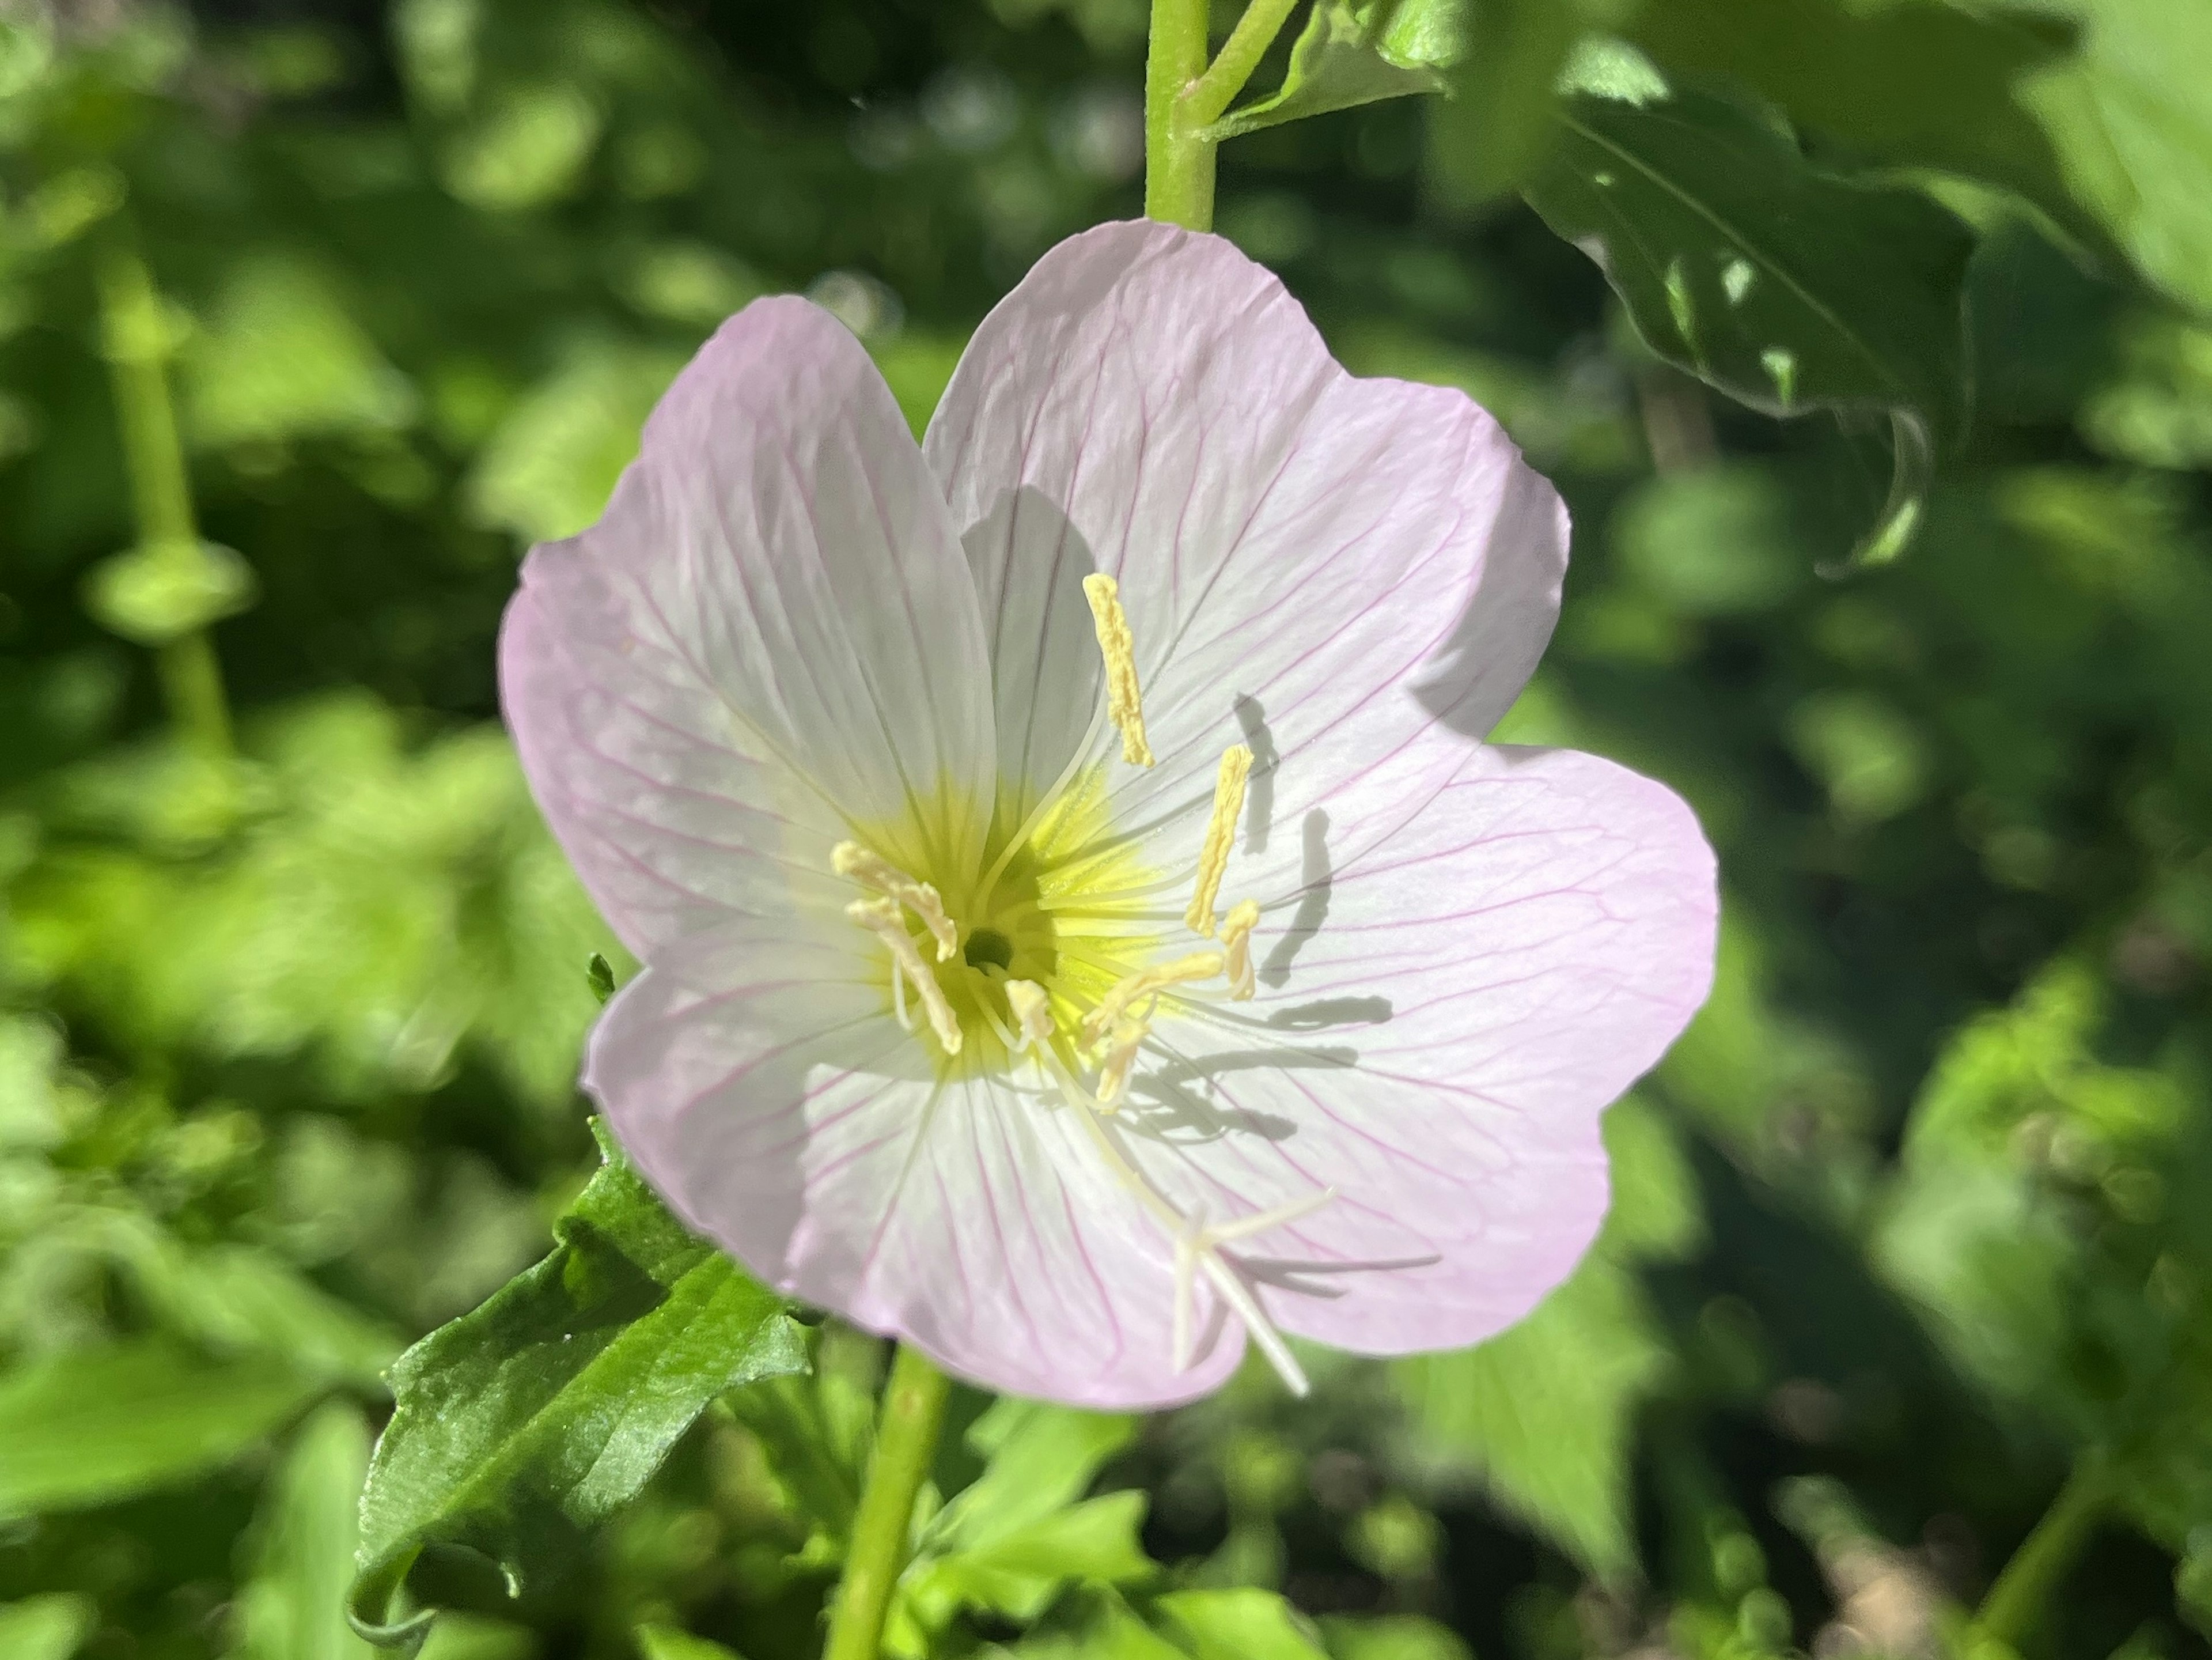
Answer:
924, 220, 1567, 857
1113, 741, 1717, 1356
502, 297, 997, 958
587, 919, 1247, 1409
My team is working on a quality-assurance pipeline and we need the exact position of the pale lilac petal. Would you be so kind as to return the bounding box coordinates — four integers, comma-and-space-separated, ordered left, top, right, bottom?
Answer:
1112, 740, 1717, 1356
501, 298, 997, 958
924, 219, 1567, 861
586, 920, 1247, 1409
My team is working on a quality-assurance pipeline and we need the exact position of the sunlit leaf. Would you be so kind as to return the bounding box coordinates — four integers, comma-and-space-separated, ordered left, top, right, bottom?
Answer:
0, 1594, 93, 1660
635, 1627, 745, 1660
2013, 0, 2212, 317
0, 1341, 321, 1519
182, 254, 418, 448
350, 1123, 807, 1648
1155, 1589, 1330, 1660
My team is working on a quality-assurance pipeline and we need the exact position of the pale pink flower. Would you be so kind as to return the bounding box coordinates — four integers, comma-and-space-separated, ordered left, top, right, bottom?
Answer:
500, 221, 1717, 1409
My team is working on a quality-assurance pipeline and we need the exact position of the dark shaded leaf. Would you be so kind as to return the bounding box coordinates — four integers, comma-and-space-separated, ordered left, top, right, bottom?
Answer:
1522, 73, 1972, 564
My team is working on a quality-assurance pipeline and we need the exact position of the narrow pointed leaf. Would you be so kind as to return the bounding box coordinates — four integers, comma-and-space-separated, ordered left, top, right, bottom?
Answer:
237, 1402, 378, 1660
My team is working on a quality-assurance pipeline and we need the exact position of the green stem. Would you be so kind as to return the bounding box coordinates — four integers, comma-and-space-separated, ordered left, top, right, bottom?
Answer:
820, 1343, 952, 1660
1974, 1461, 2106, 1647
1144, 0, 1217, 229
95, 238, 234, 759
1183, 0, 1301, 129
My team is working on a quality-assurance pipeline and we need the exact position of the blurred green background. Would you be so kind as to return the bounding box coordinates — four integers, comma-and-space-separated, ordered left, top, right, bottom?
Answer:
5, 1, 2212, 1657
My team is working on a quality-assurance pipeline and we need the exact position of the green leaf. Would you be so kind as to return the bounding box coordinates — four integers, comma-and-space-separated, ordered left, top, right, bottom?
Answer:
893, 1400, 1150, 1650
1155, 1589, 1330, 1660
181, 254, 418, 448
236, 1402, 378, 1660
1392, 1253, 1671, 1576
1318, 1614, 1472, 1660
1204, 0, 1457, 142
635, 1627, 746, 1660
84, 1212, 403, 1390
1522, 74, 1973, 566
465, 343, 685, 542
0, 1340, 321, 1519
1622, 0, 2095, 254
1428, 0, 1622, 206
926, 1398, 1140, 1553
349, 1124, 808, 1648
0, 1595, 94, 1660
2017, 0, 2212, 316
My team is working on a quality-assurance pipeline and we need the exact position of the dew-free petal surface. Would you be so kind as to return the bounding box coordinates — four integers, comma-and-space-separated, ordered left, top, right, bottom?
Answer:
502, 297, 997, 958
925, 220, 1568, 882
588, 919, 1247, 1409
1116, 739, 1717, 1356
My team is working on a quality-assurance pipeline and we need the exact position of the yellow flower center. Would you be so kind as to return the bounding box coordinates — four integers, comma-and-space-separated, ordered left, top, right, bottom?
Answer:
827, 574, 1325, 1393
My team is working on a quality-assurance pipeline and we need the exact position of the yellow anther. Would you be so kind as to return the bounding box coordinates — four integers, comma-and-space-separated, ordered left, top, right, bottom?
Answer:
1005, 979, 1055, 1053
848, 898, 963, 1056
1219, 899, 1261, 1001
1183, 744, 1252, 936
1081, 573, 1154, 767
832, 841, 959, 961
1094, 1015, 1149, 1110
1084, 949, 1225, 1043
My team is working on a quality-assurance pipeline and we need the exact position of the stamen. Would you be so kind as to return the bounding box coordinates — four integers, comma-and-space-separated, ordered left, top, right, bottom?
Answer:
833, 841, 959, 962
1093, 1015, 1149, 1110
1169, 1190, 1336, 1390
1004, 978, 1055, 1054
1081, 573, 1155, 768
1183, 744, 1253, 936
1219, 899, 1261, 1001
847, 898, 963, 1055
1083, 949, 1225, 1043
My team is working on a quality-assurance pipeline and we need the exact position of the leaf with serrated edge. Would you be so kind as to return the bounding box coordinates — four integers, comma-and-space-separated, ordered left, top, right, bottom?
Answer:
349, 1123, 806, 1648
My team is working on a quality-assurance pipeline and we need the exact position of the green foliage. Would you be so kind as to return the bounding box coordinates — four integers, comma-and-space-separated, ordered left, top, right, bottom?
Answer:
2, 0, 2211, 1655
0, 1340, 322, 1519
635, 1628, 747, 1660
0, 1595, 94, 1660
1521, 68, 1972, 565
1390, 1098, 1701, 1576
351, 1124, 808, 1645
234, 1403, 379, 1660
891, 1401, 1151, 1651
1202, 2, 1455, 141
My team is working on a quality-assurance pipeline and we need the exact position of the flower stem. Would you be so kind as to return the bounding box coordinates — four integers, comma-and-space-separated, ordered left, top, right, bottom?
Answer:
1973, 1460, 2106, 1647
1144, 0, 1215, 229
820, 1342, 952, 1660
96, 239, 235, 759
